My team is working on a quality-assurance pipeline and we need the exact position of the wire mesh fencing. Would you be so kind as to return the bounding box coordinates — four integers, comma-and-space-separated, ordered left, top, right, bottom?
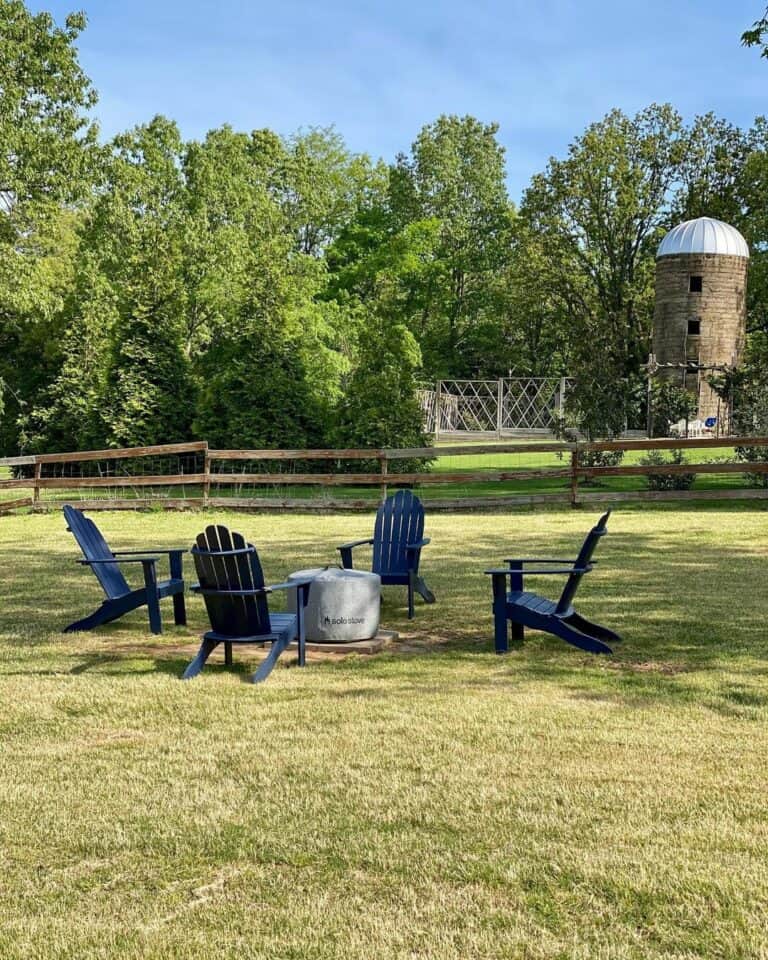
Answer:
4, 435, 768, 514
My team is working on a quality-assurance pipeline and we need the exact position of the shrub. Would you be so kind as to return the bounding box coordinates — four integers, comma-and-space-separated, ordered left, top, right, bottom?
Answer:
335, 313, 432, 471
709, 332, 768, 486
650, 382, 698, 437
640, 449, 695, 491
574, 448, 625, 487
193, 336, 324, 450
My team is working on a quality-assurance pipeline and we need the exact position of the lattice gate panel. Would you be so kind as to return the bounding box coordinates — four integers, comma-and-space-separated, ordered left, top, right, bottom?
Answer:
438, 381, 499, 433
433, 378, 573, 436
501, 378, 569, 432
417, 389, 437, 434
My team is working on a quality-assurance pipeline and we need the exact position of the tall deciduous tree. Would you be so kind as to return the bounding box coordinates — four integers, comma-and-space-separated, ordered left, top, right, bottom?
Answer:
0, 0, 99, 450
392, 115, 515, 375
326, 115, 515, 381
520, 104, 688, 434
673, 114, 749, 224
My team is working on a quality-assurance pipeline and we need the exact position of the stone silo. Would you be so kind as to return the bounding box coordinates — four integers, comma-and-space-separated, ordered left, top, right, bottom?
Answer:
652, 216, 749, 425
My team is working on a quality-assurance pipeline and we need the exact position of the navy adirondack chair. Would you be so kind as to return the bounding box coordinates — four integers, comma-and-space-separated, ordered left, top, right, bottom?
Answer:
337, 490, 435, 619
184, 524, 311, 683
484, 511, 621, 655
63, 504, 186, 635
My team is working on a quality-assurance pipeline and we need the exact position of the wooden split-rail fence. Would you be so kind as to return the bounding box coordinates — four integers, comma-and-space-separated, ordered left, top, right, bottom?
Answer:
2, 436, 768, 514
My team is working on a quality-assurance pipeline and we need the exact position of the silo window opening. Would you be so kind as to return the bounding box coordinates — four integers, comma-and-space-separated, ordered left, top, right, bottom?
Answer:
688, 318, 701, 336
689, 275, 703, 293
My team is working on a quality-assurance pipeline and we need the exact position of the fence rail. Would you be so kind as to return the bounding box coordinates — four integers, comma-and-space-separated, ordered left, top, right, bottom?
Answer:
2, 437, 768, 513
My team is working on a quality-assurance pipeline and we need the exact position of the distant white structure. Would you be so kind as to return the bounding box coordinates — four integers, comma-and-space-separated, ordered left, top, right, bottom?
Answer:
657, 217, 750, 259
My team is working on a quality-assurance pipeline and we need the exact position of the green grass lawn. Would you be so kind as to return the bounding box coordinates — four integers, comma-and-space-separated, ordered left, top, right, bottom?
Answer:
2, 507, 768, 958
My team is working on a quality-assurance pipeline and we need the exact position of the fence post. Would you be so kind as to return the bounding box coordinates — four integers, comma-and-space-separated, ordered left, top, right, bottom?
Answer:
570, 447, 579, 507
558, 377, 567, 424
203, 443, 211, 509
33, 459, 41, 510
435, 381, 442, 441
497, 379, 504, 439
380, 453, 388, 504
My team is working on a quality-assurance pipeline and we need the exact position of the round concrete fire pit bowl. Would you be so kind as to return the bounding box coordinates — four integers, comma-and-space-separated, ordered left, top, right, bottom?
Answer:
287, 567, 381, 643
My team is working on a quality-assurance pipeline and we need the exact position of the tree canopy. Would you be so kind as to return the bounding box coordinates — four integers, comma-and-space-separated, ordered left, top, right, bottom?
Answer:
3, 2, 768, 453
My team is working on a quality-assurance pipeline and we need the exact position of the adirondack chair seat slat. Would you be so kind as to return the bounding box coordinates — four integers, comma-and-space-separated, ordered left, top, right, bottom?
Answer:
485, 512, 620, 657
337, 490, 436, 619
63, 504, 186, 635
201, 613, 297, 644
184, 525, 309, 683
506, 592, 576, 619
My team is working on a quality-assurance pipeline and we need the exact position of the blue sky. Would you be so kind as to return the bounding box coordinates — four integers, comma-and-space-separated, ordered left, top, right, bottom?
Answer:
34, 1, 768, 201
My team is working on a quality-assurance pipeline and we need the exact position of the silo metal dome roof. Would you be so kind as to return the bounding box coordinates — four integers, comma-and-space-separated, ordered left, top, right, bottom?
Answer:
657, 217, 749, 259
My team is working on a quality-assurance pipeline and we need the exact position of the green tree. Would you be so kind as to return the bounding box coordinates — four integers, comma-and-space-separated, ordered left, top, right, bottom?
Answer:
673, 114, 749, 224
734, 118, 768, 335
336, 303, 428, 452
20, 253, 116, 452
710, 332, 768, 486
494, 221, 572, 377
325, 115, 515, 381
521, 104, 688, 436
742, 8, 768, 57
0, 0, 99, 451
27, 117, 194, 449
194, 335, 322, 449
392, 115, 514, 375
281, 127, 387, 257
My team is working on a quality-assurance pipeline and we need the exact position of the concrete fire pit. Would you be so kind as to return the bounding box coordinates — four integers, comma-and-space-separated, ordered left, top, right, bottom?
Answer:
287, 566, 381, 643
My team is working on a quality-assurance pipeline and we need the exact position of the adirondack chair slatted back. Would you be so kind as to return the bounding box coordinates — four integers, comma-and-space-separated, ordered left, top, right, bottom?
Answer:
64, 504, 130, 599
192, 525, 271, 638
372, 490, 425, 576
554, 511, 610, 616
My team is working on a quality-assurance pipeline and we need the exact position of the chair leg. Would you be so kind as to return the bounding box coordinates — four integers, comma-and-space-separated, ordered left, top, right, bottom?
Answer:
146, 593, 162, 635
224, 642, 233, 666
296, 590, 306, 668
413, 576, 436, 604
141, 561, 162, 635
566, 612, 621, 644
494, 615, 511, 653
63, 603, 122, 633
407, 572, 415, 620
511, 621, 524, 644
550, 619, 613, 655
182, 638, 219, 679
252, 635, 291, 684
173, 591, 187, 627
491, 572, 509, 654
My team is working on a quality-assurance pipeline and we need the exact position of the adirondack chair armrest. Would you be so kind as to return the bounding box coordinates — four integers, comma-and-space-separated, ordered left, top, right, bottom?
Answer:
113, 548, 186, 579
113, 548, 188, 556
77, 556, 160, 565
406, 538, 430, 551
503, 557, 577, 565
262, 578, 314, 595
191, 578, 314, 597
484, 565, 593, 576
78, 556, 161, 594
336, 538, 374, 552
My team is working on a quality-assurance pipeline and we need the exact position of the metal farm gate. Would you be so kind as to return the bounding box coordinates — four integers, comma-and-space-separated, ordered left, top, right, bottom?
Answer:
422, 378, 572, 439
